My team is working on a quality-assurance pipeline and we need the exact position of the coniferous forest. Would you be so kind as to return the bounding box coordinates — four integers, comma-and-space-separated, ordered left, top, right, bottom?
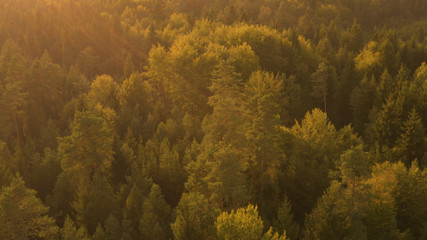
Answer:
0, 0, 427, 239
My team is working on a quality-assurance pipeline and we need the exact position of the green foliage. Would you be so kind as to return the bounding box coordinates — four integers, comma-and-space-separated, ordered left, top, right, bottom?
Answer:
311, 61, 329, 111
350, 75, 377, 133
0, 1, 426, 239
73, 173, 118, 233
58, 111, 114, 185
171, 192, 219, 240
139, 184, 171, 240
372, 97, 404, 149
282, 108, 361, 223
273, 195, 299, 240
216, 204, 287, 240
186, 62, 249, 209
61, 216, 91, 240
87, 74, 120, 111
244, 71, 285, 219
0, 141, 14, 187
0, 175, 59, 239
216, 204, 264, 240
338, 145, 370, 187
393, 108, 426, 167
0, 40, 28, 144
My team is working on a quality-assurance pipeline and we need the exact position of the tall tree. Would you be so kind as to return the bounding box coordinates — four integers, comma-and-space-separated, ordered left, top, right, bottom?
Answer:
0, 141, 14, 187
58, 110, 114, 186
0, 40, 29, 144
372, 97, 403, 149
394, 108, 426, 167
139, 183, 171, 240
73, 173, 118, 233
350, 75, 376, 134
171, 192, 219, 240
244, 70, 285, 220
186, 62, 249, 209
273, 195, 300, 240
311, 61, 329, 112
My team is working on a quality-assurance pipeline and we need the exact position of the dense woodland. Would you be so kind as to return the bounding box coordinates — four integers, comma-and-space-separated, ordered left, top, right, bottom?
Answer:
0, 0, 426, 239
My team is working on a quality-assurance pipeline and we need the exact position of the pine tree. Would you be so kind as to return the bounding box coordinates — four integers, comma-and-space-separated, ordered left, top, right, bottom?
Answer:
0, 175, 59, 239
0, 141, 14, 187
93, 224, 107, 240
372, 97, 403, 149
171, 192, 219, 240
58, 110, 114, 187
376, 69, 395, 107
350, 75, 376, 133
123, 161, 153, 230
304, 181, 367, 240
244, 71, 285, 220
186, 62, 249, 209
0, 40, 29, 144
311, 61, 329, 112
273, 196, 299, 240
104, 213, 122, 240
394, 108, 426, 167
73, 173, 118, 233
27, 51, 64, 138
139, 184, 171, 240
60, 216, 91, 240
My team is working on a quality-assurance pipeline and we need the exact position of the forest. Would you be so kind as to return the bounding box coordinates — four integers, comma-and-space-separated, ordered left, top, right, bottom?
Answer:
0, 0, 426, 239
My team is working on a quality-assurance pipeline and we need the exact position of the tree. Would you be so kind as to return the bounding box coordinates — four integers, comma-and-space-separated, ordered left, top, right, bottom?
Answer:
0, 175, 59, 239
350, 75, 376, 133
216, 204, 264, 240
73, 173, 118, 233
93, 224, 107, 240
87, 74, 120, 111
311, 61, 329, 112
0, 141, 14, 187
186, 62, 249, 209
216, 204, 287, 240
122, 160, 153, 230
338, 145, 370, 196
204, 144, 249, 210
364, 162, 406, 240
171, 192, 219, 240
60, 216, 91, 240
117, 73, 152, 137
27, 51, 65, 138
304, 181, 366, 240
393, 108, 426, 167
139, 184, 172, 240
244, 71, 285, 220
372, 97, 403, 149
281, 109, 336, 222
393, 162, 427, 239
103, 214, 122, 240
0, 39, 29, 144
157, 139, 186, 207
58, 110, 114, 187
376, 69, 395, 107
273, 196, 299, 240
